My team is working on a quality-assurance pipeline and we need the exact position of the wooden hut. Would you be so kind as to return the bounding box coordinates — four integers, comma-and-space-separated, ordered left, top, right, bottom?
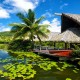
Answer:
53, 13, 80, 49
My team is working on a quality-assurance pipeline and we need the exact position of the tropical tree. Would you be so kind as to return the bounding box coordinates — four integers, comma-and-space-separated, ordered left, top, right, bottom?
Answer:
9, 9, 50, 47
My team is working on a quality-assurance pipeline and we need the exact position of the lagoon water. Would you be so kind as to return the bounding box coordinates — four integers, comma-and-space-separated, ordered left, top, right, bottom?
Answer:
0, 50, 9, 59
0, 50, 80, 80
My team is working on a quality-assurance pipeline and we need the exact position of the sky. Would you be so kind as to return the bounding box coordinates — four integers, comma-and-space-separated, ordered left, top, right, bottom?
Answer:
0, 0, 80, 32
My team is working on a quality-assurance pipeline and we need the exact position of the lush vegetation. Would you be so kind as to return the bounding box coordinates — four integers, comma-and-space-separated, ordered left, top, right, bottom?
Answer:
0, 31, 13, 43
8, 39, 32, 51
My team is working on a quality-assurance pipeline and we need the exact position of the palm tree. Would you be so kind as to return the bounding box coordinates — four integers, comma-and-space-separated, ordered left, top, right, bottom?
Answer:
9, 9, 50, 47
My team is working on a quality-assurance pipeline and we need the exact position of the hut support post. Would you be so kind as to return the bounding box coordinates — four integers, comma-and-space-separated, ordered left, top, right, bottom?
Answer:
65, 43, 67, 49
69, 43, 71, 49
70, 43, 72, 49
54, 42, 56, 48
40, 45, 41, 52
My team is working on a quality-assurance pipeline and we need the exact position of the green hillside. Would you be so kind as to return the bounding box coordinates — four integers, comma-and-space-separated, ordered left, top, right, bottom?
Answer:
0, 31, 14, 42
0, 31, 13, 37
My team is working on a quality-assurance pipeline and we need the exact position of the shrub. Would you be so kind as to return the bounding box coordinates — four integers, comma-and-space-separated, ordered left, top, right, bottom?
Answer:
71, 50, 80, 57
8, 39, 32, 51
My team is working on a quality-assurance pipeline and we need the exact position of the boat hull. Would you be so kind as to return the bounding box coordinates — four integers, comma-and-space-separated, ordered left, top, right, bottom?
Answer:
49, 50, 72, 57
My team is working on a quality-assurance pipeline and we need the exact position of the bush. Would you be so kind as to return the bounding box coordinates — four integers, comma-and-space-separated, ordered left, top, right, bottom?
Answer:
8, 39, 32, 51
71, 50, 80, 57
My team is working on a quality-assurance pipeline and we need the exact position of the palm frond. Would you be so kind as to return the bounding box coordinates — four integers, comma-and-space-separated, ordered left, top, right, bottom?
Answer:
27, 9, 35, 23
35, 16, 45, 24
36, 30, 48, 38
9, 23, 26, 27
9, 23, 27, 32
17, 13, 25, 20
23, 18, 32, 26
13, 31, 22, 39
20, 26, 30, 35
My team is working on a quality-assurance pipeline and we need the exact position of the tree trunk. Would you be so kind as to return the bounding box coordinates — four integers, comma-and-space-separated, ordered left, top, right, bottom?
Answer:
30, 32, 34, 49
37, 35, 42, 45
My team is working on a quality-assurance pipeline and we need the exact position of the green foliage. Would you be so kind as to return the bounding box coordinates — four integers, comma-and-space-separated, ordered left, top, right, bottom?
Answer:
66, 78, 72, 80
38, 61, 56, 71
0, 44, 8, 50
35, 41, 65, 48
8, 39, 32, 51
62, 62, 73, 69
0, 63, 36, 79
72, 70, 78, 73
72, 50, 80, 57
55, 42, 65, 49
0, 31, 13, 43
72, 44, 80, 50
0, 31, 13, 36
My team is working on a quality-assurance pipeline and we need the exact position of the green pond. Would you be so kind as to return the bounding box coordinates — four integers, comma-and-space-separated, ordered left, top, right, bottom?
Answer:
0, 50, 80, 80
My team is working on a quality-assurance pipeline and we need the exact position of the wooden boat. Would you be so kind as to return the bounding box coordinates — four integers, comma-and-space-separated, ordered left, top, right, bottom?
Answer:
49, 50, 72, 57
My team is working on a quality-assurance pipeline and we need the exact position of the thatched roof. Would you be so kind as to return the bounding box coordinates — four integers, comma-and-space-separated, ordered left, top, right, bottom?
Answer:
52, 28, 80, 43
63, 13, 80, 23
61, 13, 80, 32
34, 32, 59, 41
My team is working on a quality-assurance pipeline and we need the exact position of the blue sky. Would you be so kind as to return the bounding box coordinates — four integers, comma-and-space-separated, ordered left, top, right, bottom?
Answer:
0, 0, 80, 32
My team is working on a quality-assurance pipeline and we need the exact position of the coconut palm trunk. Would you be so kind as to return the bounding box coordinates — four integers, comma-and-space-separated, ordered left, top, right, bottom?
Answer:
37, 35, 42, 45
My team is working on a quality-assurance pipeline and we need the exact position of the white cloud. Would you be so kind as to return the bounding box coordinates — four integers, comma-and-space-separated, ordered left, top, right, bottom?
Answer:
0, 0, 41, 18
42, 12, 53, 18
42, 20, 50, 24
51, 18, 60, 26
12, 0, 36, 11
3, 0, 40, 12
2, 27, 11, 32
0, 7, 10, 18
42, 18, 61, 32
60, 3, 68, 10
0, 25, 11, 32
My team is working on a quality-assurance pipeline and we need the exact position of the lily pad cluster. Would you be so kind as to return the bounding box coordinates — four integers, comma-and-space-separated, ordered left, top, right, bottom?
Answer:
0, 51, 79, 80
0, 63, 36, 80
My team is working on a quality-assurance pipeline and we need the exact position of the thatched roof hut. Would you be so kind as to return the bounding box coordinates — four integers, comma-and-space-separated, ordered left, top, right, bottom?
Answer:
53, 13, 80, 43
53, 28, 80, 43
53, 13, 80, 49
61, 13, 80, 32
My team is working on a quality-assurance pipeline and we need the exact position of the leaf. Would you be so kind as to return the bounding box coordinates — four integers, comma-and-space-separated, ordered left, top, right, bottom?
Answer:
66, 78, 72, 80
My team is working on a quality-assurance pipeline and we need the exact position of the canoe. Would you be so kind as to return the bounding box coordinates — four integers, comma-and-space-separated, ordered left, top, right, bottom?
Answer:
49, 50, 72, 57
